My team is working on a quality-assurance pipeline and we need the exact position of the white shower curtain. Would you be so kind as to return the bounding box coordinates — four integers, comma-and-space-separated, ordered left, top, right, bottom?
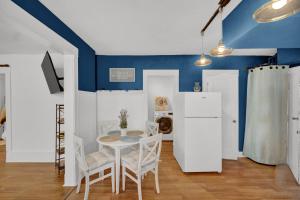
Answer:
243, 65, 288, 165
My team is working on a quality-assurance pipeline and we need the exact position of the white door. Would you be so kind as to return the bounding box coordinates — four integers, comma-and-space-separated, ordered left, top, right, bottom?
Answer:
203, 70, 239, 160
288, 67, 300, 184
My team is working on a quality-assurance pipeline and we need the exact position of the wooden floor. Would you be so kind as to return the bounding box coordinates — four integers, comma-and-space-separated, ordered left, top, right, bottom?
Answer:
0, 142, 300, 200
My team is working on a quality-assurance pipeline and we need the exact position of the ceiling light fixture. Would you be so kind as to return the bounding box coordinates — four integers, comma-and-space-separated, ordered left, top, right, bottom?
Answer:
253, 0, 300, 23
194, 32, 212, 67
210, 8, 233, 57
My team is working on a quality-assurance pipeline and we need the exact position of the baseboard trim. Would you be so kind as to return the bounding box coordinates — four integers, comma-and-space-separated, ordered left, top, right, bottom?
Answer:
6, 151, 54, 162
238, 151, 245, 158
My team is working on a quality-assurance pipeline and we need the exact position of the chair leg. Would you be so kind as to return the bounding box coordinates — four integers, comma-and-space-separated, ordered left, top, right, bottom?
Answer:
155, 167, 160, 194
76, 171, 82, 193
84, 174, 90, 200
111, 165, 115, 193
137, 174, 142, 200
122, 165, 126, 191
99, 170, 104, 178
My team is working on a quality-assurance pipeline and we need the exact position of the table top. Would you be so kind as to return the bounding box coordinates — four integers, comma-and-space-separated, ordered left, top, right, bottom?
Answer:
96, 130, 146, 148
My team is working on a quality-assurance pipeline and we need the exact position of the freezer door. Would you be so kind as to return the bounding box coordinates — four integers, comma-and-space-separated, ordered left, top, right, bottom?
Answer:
184, 117, 222, 172
184, 93, 221, 118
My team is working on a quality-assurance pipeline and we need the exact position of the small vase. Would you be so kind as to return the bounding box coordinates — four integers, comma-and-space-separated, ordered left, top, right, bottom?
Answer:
121, 128, 127, 136
194, 82, 201, 92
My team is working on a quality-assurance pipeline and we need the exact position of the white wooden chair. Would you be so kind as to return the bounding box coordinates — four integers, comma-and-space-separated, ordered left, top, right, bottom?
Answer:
121, 134, 163, 200
145, 121, 159, 136
74, 135, 115, 200
98, 120, 120, 154
98, 120, 120, 137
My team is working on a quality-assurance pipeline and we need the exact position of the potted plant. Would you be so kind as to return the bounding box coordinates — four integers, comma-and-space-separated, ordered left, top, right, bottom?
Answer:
119, 109, 128, 135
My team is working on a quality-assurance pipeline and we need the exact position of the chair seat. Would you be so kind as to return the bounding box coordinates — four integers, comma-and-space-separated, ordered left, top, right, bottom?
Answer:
86, 151, 114, 171
102, 146, 115, 157
121, 149, 156, 171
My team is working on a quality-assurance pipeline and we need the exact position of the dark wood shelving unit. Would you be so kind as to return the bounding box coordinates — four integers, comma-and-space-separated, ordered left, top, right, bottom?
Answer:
55, 104, 65, 174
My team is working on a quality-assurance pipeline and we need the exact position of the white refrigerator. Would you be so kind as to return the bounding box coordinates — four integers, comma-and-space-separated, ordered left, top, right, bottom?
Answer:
173, 92, 222, 172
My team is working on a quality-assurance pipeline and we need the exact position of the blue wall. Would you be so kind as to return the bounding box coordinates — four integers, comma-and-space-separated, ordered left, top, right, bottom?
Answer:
97, 55, 269, 151
223, 0, 300, 49
277, 49, 300, 65
12, 0, 96, 92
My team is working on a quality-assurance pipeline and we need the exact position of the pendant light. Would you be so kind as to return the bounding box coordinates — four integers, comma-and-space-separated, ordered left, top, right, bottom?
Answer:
194, 32, 212, 67
210, 7, 233, 57
253, 0, 300, 23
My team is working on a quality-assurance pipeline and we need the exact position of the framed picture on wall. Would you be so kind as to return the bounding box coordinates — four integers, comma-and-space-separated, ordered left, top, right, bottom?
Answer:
109, 68, 135, 82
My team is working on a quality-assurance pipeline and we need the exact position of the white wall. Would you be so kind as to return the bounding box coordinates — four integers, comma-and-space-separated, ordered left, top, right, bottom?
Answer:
0, 54, 64, 162
0, 74, 5, 136
97, 90, 147, 132
147, 76, 175, 121
77, 91, 97, 154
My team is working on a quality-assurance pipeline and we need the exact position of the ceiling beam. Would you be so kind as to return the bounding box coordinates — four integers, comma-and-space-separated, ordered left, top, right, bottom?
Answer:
201, 0, 231, 33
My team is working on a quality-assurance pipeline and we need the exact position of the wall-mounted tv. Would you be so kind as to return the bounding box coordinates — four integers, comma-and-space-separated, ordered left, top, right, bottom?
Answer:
41, 51, 64, 94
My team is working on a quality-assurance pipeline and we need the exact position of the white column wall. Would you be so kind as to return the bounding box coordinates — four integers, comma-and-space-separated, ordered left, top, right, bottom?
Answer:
0, 54, 63, 162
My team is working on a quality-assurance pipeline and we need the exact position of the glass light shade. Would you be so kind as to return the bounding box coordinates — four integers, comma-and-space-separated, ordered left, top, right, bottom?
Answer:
210, 40, 233, 57
194, 54, 212, 67
253, 0, 300, 23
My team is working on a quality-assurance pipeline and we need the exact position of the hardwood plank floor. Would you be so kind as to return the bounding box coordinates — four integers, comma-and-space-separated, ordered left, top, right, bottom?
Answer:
1, 142, 300, 200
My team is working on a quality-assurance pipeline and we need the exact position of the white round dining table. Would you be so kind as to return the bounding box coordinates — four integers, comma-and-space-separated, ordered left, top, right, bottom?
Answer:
96, 131, 146, 194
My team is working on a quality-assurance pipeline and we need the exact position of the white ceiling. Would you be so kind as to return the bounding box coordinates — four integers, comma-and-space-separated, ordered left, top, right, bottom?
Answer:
0, 1, 76, 54
40, 0, 256, 55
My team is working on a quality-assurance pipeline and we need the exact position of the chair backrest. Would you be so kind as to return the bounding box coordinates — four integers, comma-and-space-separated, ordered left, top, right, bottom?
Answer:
74, 135, 88, 171
98, 120, 120, 136
145, 121, 159, 136
138, 133, 163, 171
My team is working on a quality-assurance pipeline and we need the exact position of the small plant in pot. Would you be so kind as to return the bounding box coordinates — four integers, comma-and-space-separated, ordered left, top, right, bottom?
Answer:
119, 109, 128, 130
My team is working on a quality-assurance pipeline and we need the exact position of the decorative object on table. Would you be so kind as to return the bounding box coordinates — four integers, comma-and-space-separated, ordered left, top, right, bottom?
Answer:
119, 109, 128, 129
107, 130, 121, 136
120, 135, 142, 142
99, 135, 121, 142
109, 68, 135, 82
155, 96, 168, 111
127, 130, 144, 137
193, 82, 201, 92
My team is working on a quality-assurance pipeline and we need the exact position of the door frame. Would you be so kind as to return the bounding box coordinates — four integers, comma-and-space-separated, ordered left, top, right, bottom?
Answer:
0, 67, 12, 162
202, 69, 239, 160
143, 70, 179, 140
143, 70, 179, 118
287, 66, 300, 184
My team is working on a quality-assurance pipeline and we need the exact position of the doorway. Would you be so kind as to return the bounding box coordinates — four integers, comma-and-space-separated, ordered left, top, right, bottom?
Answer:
202, 70, 239, 160
143, 70, 179, 141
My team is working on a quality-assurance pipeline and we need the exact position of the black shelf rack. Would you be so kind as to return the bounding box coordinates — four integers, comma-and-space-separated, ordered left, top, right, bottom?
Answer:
55, 104, 65, 174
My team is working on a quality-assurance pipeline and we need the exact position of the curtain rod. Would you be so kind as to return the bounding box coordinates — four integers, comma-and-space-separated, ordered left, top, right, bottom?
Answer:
248, 65, 289, 72
201, 0, 231, 33
0, 64, 9, 67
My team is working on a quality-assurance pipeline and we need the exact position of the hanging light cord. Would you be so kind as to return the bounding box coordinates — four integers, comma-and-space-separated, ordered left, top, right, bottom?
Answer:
219, 7, 223, 40
201, 32, 204, 53
201, 0, 230, 33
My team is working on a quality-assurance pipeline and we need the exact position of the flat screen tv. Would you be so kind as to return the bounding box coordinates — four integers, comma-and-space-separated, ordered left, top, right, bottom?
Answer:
41, 51, 64, 94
